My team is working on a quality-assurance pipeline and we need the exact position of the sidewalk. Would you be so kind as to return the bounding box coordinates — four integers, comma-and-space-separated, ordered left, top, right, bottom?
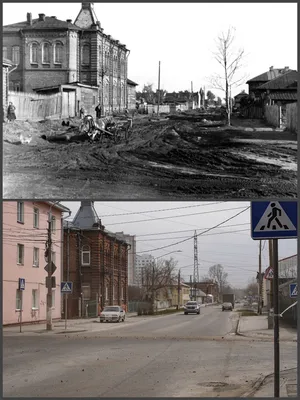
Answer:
3, 312, 138, 336
242, 368, 297, 398
237, 314, 297, 341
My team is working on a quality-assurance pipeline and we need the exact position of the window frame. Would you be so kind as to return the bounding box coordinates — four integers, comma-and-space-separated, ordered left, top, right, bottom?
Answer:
17, 201, 24, 223
54, 42, 62, 64
105, 286, 109, 301
32, 289, 39, 309
17, 244, 24, 265
81, 44, 90, 66
30, 42, 38, 64
33, 207, 39, 228
82, 284, 91, 300
33, 247, 39, 267
81, 245, 91, 266
50, 215, 56, 234
42, 42, 50, 64
3, 46, 8, 59
12, 46, 20, 65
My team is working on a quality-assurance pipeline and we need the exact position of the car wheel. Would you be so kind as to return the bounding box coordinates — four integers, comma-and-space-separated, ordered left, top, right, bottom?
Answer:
197, 311, 200, 314
117, 317, 121, 322
184, 312, 187, 315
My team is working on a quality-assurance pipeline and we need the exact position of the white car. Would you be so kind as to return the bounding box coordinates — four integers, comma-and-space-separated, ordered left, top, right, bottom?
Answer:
183, 301, 201, 315
100, 306, 126, 323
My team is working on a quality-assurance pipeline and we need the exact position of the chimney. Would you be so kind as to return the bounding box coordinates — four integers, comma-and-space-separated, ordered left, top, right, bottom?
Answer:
38, 13, 45, 21
269, 66, 273, 71
27, 12, 32, 25
66, 19, 72, 23
51, 16, 57, 19
284, 66, 289, 73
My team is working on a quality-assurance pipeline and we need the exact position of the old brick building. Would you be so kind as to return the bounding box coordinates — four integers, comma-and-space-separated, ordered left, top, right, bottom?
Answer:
3, 2, 134, 113
63, 201, 129, 318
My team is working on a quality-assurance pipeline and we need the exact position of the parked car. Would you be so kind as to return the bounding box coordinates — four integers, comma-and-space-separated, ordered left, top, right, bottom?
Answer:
100, 306, 126, 323
183, 301, 201, 315
222, 302, 233, 311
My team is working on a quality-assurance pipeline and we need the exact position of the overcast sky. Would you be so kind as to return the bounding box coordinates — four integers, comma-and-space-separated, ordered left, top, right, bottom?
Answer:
61, 201, 297, 288
3, 2, 297, 97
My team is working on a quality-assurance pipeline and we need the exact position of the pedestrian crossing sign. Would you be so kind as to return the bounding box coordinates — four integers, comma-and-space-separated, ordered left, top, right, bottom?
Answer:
289, 283, 297, 298
251, 201, 297, 239
60, 281, 73, 294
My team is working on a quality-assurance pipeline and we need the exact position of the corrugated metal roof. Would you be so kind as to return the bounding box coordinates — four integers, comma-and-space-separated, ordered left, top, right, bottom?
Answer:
269, 92, 297, 101
3, 17, 79, 32
258, 70, 298, 90
246, 68, 289, 84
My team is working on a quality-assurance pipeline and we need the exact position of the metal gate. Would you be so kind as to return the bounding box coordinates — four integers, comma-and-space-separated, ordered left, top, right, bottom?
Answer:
82, 300, 98, 318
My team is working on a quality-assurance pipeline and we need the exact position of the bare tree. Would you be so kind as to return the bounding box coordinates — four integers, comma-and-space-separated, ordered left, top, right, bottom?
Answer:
209, 27, 247, 125
141, 257, 178, 308
207, 264, 228, 295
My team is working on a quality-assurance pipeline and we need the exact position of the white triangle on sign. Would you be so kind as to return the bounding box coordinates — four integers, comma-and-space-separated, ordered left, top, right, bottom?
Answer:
254, 201, 296, 232
291, 285, 297, 296
62, 282, 71, 292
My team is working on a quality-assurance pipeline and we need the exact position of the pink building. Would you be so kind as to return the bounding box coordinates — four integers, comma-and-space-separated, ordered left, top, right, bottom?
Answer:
3, 201, 70, 325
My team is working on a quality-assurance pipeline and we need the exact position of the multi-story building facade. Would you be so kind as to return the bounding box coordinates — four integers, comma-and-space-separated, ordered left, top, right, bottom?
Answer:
3, 201, 69, 325
3, 2, 135, 113
115, 232, 136, 286
134, 254, 155, 287
63, 201, 129, 318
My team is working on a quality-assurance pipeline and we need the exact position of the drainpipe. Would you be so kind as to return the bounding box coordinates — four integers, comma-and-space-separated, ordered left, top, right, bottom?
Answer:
125, 49, 130, 109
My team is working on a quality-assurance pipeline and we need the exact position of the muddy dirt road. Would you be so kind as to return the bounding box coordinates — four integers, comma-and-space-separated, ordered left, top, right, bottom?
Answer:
3, 116, 297, 199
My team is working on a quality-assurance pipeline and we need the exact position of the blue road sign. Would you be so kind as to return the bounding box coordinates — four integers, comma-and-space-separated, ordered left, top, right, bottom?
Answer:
289, 283, 297, 298
19, 278, 25, 290
251, 201, 297, 239
61, 281, 73, 294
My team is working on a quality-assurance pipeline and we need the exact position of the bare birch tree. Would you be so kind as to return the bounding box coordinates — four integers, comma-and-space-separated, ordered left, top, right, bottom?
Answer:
209, 27, 247, 125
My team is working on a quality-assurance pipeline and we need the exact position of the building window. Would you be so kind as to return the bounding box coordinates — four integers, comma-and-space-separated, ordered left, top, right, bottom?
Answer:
54, 42, 62, 63
82, 44, 90, 65
16, 290, 22, 310
33, 207, 39, 228
14, 82, 20, 92
81, 245, 91, 266
17, 244, 24, 265
121, 287, 124, 300
42, 43, 50, 63
33, 247, 39, 267
113, 285, 117, 300
32, 289, 38, 309
30, 43, 38, 64
3, 46, 8, 59
52, 289, 55, 308
82, 284, 91, 300
105, 286, 109, 301
12, 46, 20, 64
17, 201, 24, 223
50, 215, 56, 233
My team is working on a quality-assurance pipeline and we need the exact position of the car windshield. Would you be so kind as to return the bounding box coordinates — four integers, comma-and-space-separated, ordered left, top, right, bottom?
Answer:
223, 303, 231, 306
103, 307, 119, 312
186, 302, 197, 305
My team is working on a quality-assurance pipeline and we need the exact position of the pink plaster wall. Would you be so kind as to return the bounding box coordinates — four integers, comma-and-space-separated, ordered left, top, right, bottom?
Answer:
3, 201, 64, 325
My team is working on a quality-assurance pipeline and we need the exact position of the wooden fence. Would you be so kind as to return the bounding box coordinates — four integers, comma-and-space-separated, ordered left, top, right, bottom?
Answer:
286, 102, 297, 133
8, 91, 62, 121
265, 104, 280, 127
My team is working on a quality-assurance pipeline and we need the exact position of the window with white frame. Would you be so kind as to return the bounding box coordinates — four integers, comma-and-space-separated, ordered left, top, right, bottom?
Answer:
81, 245, 91, 266
82, 284, 91, 300
17, 244, 24, 265
17, 201, 24, 223
33, 207, 39, 228
30, 43, 38, 63
51, 289, 55, 308
105, 286, 109, 301
42, 43, 50, 63
54, 42, 62, 63
32, 289, 38, 309
33, 247, 39, 267
12, 46, 20, 64
50, 215, 56, 233
16, 290, 22, 310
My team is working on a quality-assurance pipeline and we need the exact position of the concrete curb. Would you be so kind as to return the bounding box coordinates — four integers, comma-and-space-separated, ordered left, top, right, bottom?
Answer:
241, 367, 297, 398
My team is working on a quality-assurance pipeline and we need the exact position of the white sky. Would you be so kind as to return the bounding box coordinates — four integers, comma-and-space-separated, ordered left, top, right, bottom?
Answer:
3, 2, 297, 98
61, 201, 297, 288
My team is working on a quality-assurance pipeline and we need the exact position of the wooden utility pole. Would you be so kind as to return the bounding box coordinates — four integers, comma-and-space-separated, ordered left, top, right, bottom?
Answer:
258, 240, 262, 314
157, 61, 161, 116
177, 269, 181, 310
46, 212, 53, 331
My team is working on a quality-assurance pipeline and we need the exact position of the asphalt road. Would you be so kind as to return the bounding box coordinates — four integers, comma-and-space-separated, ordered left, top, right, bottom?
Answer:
3, 306, 297, 397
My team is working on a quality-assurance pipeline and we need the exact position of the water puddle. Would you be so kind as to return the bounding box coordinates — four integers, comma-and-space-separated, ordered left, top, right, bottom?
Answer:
235, 152, 297, 171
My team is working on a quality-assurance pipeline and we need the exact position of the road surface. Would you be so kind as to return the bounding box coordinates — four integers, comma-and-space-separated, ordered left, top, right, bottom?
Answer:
3, 306, 297, 397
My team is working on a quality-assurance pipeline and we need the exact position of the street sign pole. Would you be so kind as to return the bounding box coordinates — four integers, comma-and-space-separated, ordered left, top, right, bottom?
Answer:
65, 294, 68, 331
20, 290, 23, 333
273, 238, 280, 398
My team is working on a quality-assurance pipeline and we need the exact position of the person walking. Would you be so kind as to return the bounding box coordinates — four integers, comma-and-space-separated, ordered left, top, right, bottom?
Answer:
95, 103, 102, 119
79, 105, 85, 120
7, 102, 16, 122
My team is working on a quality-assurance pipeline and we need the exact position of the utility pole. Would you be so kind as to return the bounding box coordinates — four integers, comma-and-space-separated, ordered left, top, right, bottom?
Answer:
157, 61, 161, 116
193, 231, 199, 301
152, 263, 155, 312
177, 269, 181, 310
46, 212, 53, 331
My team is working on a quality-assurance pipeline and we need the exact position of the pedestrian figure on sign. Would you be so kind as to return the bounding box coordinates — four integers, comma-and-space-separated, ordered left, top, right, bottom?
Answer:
267, 203, 283, 229
7, 102, 16, 122
79, 106, 85, 120
95, 103, 102, 119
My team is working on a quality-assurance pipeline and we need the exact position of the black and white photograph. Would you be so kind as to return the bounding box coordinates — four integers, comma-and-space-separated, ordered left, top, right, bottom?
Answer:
2, 2, 298, 199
